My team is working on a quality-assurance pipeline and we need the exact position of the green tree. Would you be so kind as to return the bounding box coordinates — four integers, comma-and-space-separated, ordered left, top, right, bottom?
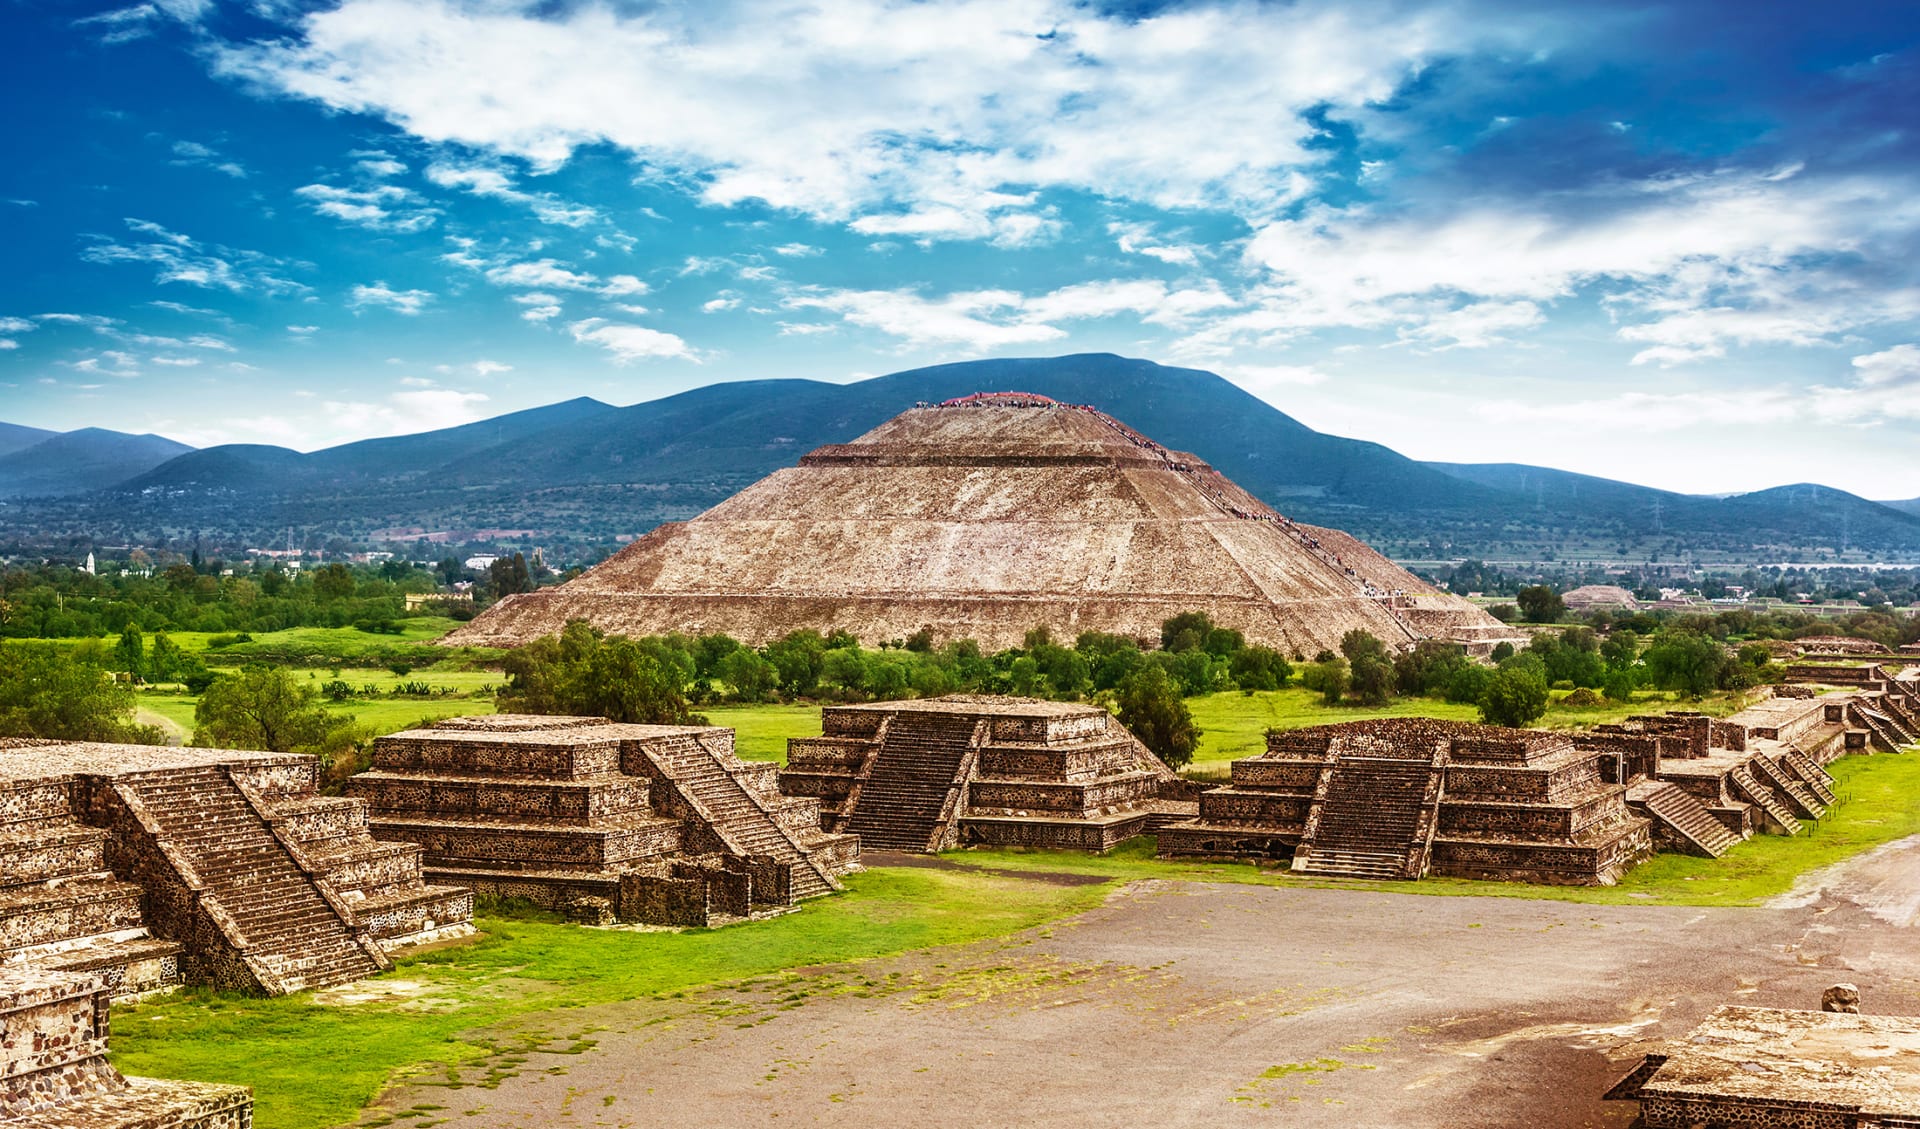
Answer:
1340, 630, 1394, 706
111, 625, 145, 681
1642, 630, 1727, 699
1299, 656, 1350, 705
0, 642, 160, 743
1116, 664, 1200, 768
194, 665, 361, 757
717, 648, 778, 703
487, 554, 534, 600
1229, 646, 1290, 691
1160, 611, 1216, 653
497, 621, 700, 724
1516, 585, 1566, 624
1478, 662, 1550, 727
312, 563, 357, 602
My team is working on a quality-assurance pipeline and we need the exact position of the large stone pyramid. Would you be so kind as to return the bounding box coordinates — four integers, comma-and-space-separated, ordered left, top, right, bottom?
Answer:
447, 393, 1516, 655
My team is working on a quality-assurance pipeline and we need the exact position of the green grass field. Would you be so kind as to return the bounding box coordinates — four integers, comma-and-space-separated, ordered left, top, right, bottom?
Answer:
701, 703, 823, 761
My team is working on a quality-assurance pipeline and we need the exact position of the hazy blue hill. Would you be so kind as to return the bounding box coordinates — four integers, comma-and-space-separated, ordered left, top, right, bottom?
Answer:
125, 396, 621, 494
120, 444, 310, 491
0, 422, 57, 460
0, 428, 193, 499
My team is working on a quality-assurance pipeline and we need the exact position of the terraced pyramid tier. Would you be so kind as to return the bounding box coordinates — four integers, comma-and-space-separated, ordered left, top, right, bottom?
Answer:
447, 393, 1519, 656
353, 715, 859, 927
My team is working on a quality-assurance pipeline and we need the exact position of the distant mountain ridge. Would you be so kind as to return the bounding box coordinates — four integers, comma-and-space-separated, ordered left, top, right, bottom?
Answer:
3, 354, 1917, 558
0, 428, 194, 499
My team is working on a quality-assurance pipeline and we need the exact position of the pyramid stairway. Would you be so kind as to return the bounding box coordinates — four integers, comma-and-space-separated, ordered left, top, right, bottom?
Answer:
1625, 780, 1741, 857
844, 713, 984, 852
1290, 750, 1444, 881
644, 732, 841, 900
116, 767, 386, 994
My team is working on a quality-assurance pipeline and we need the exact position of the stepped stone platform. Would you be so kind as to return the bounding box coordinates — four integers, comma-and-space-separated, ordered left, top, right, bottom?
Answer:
1605, 1005, 1920, 1128
0, 967, 250, 1128
1158, 718, 1654, 885
778, 696, 1194, 853
350, 715, 859, 927
0, 742, 470, 998
445, 392, 1521, 657
1585, 691, 1883, 849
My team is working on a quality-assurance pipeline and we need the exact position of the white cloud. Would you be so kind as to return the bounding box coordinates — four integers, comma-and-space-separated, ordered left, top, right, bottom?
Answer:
1851, 344, 1920, 388
287, 324, 318, 335
425, 163, 600, 227
216, 0, 1504, 241
170, 139, 247, 178
772, 243, 821, 258
568, 318, 698, 363
471, 359, 512, 376
1400, 300, 1544, 350
1220, 363, 1329, 391
294, 183, 437, 232
80, 219, 306, 295
151, 355, 202, 366
349, 282, 434, 315
520, 304, 562, 323
702, 293, 742, 313
786, 277, 1237, 351
1228, 166, 1920, 359
0, 340, 17, 351
0, 317, 34, 334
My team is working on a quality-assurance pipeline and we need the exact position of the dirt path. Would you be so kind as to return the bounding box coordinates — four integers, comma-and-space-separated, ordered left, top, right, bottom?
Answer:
136, 707, 187, 745
363, 842, 1920, 1129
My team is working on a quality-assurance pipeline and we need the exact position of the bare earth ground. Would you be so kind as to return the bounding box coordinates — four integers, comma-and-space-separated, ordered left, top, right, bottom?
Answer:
366, 841, 1920, 1129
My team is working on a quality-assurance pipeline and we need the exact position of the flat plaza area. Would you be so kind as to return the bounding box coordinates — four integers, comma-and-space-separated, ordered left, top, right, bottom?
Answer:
361, 838, 1920, 1129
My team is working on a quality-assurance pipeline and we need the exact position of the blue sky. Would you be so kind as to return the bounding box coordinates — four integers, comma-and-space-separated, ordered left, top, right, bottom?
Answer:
4, 0, 1920, 497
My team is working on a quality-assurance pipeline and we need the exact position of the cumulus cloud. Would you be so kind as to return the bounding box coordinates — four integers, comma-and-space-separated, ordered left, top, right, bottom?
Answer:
568, 318, 698, 363
349, 282, 434, 315
215, 0, 1501, 240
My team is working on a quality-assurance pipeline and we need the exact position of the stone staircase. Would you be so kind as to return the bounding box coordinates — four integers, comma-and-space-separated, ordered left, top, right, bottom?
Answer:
1626, 780, 1741, 857
845, 713, 984, 852
1729, 765, 1802, 836
1291, 753, 1442, 880
1748, 755, 1827, 821
647, 733, 841, 901
1780, 749, 1837, 806
116, 767, 385, 993
1852, 705, 1912, 752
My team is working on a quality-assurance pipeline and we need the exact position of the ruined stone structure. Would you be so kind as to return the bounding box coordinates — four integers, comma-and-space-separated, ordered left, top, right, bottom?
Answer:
777, 696, 1194, 853
0, 967, 250, 1127
1606, 1005, 1920, 1128
1163, 688, 1901, 883
349, 716, 859, 927
1158, 719, 1653, 884
1584, 688, 1912, 856
446, 393, 1520, 657
0, 742, 471, 998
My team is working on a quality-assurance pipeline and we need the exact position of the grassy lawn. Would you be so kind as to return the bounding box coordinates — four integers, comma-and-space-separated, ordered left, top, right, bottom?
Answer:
136, 684, 497, 745
701, 703, 822, 762
109, 866, 1108, 1129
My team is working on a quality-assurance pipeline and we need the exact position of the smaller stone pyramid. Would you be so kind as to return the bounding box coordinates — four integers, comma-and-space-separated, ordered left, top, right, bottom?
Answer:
350, 715, 860, 926
779, 695, 1194, 853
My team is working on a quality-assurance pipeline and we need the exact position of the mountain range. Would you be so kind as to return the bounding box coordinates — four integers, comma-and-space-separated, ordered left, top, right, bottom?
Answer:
3, 354, 1918, 560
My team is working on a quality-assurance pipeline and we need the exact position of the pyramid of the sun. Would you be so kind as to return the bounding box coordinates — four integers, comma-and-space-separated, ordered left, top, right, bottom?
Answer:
447, 393, 1517, 656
